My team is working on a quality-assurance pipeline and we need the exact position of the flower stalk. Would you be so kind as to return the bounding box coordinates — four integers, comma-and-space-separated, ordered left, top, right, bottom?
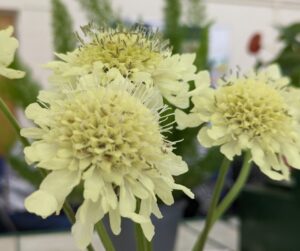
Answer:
192, 156, 231, 251
95, 221, 116, 251
192, 151, 252, 251
135, 223, 152, 251
212, 151, 252, 223
135, 200, 152, 251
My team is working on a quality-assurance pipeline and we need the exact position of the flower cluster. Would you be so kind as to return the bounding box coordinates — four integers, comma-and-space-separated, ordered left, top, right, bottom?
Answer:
176, 66, 300, 180
22, 26, 195, 250
46, 25, 197, 108
0, 26, 25, 79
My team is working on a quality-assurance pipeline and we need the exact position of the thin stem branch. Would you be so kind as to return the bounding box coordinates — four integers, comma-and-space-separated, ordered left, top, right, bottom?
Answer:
212, 151, 252, 223
95, 221, 116, 251
192, 157, 231, 251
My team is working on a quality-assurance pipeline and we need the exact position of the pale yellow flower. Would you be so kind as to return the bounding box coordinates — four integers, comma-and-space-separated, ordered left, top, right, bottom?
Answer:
45, 25, 197, 108
0, 26, 25, 79
21, 73, 193, 250
176, 66, 300, 180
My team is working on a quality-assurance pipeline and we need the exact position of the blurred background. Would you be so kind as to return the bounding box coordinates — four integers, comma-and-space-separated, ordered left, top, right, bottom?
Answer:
1, 0, 300, 250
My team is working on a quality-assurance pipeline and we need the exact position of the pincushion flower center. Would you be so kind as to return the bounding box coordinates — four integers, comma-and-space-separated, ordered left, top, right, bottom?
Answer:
216, 80, 290, 137
75, 32, 165, 74
53, 89, 163, 171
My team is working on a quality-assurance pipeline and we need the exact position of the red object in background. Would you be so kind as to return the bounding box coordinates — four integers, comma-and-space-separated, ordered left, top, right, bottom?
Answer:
248, 33, 262, 54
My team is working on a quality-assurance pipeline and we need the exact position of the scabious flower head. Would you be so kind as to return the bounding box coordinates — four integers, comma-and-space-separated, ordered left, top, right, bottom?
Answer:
0, 26, 25, 79
21, 73, 194, 250
46, 25, 197, 108
176, 66, 300, 180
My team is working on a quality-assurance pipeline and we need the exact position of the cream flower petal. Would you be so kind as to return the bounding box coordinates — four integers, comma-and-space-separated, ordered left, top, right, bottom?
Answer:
38, 158, 72, 170
20, 127, 45, 139
0, 26, 25, 79
0, 66, 25, 79
72, 222, 94, 251
258, 164, 289, 181
264, 64, 281, 79
282, 144, 300, 169
83, 167, 104, 202
141, 221, 155, 241
24, 103, 51, 126
207, 126, 227, 140
72, 199, 107, 250
23, 142, 57, 165
153, 179, 174, 205
128, 179, 149, 200
162, 152, 188, 176
25, 191, 58, 219
194, 71, 211, 88
197, 127, 215, 147
109, 207, 121, 235
172, 183, 194, 198
119, 184, 136, 217
175, 109, 204, 130
0, 26, 18, 66
25, 170, 81, 217
220, 141, 242, 161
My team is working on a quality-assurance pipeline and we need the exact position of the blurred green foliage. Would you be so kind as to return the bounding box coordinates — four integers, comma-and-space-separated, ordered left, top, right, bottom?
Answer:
164, 0, 183, 53
272, 23, 300, 87
163, 0, 216, 192
186, 0, 207, 27
0, 56, 40, 109
194, 23, 210, 70
77, 0, 117, 26
51, 0, 76, 53
7, 154, 42, 187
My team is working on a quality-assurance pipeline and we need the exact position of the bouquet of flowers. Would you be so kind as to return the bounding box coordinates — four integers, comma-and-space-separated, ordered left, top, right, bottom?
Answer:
1, 18, 300, 251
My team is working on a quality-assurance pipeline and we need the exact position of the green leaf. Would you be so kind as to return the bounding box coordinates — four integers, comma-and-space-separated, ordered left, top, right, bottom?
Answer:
76, 0, 117, 26
194, 23, 211, 70
0, 56, 40, 109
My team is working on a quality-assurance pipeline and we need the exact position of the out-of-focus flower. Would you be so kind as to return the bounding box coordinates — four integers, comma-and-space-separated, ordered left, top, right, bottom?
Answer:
176, 66, 300, 180
248, 32, 262, 55
21, 73, 194, 250
0, 26, 25, 79
45, 25, 197, 108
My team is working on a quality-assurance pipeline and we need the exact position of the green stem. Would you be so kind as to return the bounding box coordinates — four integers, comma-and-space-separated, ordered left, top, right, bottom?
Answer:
135, 222, 144, 251
0, 98, 96, 251
134, 199, 152, 251
0, 98, 30, 147
95, 221, 116, 251
192, 157, 231, 251
212, 151, 252, 223
135, 223, 152, 251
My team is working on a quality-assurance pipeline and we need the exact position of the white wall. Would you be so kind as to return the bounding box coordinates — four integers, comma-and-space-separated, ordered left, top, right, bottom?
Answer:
206, 2, 300, 71
1, 0, 300, 86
